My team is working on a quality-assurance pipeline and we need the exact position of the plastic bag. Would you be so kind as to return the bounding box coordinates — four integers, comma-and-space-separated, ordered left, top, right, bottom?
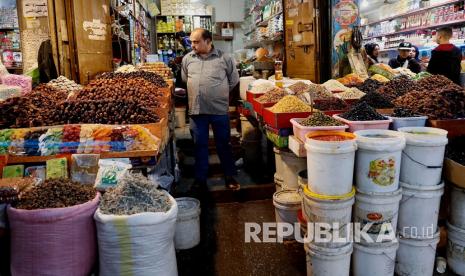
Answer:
94, 160, 132, 190
71, 154, 100, 185
46, 158, 68, 179
368, 64, 396, 80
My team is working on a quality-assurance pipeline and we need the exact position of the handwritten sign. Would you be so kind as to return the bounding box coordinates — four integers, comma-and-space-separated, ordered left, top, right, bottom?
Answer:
23, 0, 48, 17
83, 19, 107, 41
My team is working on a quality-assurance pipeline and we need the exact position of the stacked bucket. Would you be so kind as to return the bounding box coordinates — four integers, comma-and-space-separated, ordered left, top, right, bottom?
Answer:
448, 184, 465, 275
272, 147, 306, 240
352, 129, 406, 276
303, 131, 357, 276
395, 127, 448, 276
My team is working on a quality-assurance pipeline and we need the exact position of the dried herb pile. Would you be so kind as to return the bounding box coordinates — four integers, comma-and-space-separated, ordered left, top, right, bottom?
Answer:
300, 112, 344, 126
359, 91, 394, 109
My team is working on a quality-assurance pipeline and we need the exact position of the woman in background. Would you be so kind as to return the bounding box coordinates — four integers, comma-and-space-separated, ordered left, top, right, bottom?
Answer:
365, 43, 380, 66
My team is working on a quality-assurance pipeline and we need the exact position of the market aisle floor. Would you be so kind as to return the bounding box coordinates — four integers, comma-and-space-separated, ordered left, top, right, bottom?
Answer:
175, 199, 306, 276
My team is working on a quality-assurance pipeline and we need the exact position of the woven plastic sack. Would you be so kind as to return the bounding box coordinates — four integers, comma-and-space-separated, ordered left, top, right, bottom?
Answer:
94, 193, 178, 276
7, 194, 100, 276
0, 74, 32, 95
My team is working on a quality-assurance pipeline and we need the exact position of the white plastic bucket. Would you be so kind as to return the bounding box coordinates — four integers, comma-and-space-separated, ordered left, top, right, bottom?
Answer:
352, 240, 399, 276
305, 242, 353, 276
305, 132, 357, 196
398, 127, 448, 186
274, 147, 307, 190
397, 182, 444, 238
273, 190, 302, 239
447, 222, 465, 275
354, 130, 406, 193
450, 185, 465, 229
274, 173, 283, 192
301, 186, 355, 248
354, 188, 402, 243
395, 231, 440, 276
175, 107, 186, 128
175, 197, 201, 250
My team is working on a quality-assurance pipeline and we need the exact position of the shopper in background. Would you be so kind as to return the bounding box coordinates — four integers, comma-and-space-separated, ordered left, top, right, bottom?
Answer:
364, 43, 380, 66
427, 27, 462, 85
182, 28, 240, 192
410, 45, 427, 71
388, 42, 422, 73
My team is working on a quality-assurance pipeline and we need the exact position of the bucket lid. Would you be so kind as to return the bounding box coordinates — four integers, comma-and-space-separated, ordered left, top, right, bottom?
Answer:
399, 230, 440, 245
273, 147, 295, 157
176, 197, 201, 218
400, 182, 445, 198
273, 190, 302, 206
305, 131, 357, 154
398, 127, 448, 147
354, 129, 406, 152
355, 188, 403, 204
302, 185, 355, 201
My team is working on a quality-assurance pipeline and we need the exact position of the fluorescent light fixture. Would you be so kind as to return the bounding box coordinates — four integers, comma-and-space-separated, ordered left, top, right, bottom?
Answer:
361, 0, 369, 8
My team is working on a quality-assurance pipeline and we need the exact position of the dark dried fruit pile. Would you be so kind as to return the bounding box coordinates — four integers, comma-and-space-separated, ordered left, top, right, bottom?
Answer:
98, 71, 168, 88
340, 102, 386, 121
300, 111, 344, 126
394, 84, 465, 119
356, 79, 384, 94
14, 179, 96, 210
359, 91, 394, 108
415, 75, 460, 92
390, 107, 418, 117
313, 98, 348, 111
377, 76, 415, 101
447, 137, 465, 165
53, 100, 160, 124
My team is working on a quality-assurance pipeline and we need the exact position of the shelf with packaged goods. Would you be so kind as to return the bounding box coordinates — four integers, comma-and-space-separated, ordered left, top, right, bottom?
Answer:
244, 34, 283, 49
361, 0, 464, 28
257, 11, 283, 27
364, 19, 465, 40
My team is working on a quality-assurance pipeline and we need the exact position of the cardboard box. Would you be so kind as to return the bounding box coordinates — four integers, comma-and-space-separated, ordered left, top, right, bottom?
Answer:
444, 158, 465, 188
288, 135, 306, 158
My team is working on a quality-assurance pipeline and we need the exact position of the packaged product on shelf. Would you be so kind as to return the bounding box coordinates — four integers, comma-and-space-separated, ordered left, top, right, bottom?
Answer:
61, 125, 81, 154
24, 129, 47, 156
94, 159, 132, 191
39, 127, 63, 156
92, 126, 112, 153
77, 125, 99, 154
0, 74, 32, 95
71, 154, 100, 185
25, 166, 46, 182
2, 165, 24, 178
0, 129, 13, 154
46, 158, 68, 180
8, 128, 28, 155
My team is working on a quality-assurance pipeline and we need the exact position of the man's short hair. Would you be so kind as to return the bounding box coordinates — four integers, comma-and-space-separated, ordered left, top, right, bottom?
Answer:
438, 27, 453, 39
194, 28, 212, 42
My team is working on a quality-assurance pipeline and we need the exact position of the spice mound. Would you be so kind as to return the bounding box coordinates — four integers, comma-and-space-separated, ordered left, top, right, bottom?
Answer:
256, 87, 287, 103
359, 91, 394, 108
269, 95, 313, 113
335, 87, 365, 100
14, 179, 96, 210
340, 102, 386, 121
288, 81, 311, 95
300, 111, 344, 126
390, 107, 418, 118
99, 173, 172, 215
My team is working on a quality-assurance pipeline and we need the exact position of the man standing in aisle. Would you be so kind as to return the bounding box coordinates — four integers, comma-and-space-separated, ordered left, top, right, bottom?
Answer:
388, 42, 422, 73
182, 28, 240, 191
427, 27, 462, 85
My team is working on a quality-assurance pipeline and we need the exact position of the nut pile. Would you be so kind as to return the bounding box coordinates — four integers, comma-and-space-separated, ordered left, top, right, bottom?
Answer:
75, 78, 163, 108
14, 179, 96, 210
390, 107, 417, 118
359, 91, 394, 109
377, 76, 415, 101
314, 98, 348, 111
356, 79, 384, 94
98, 71, 168, 88
116, 64, 137, 73
256, 87, 288, 103
269, 95, 312, 113
394, 85, 465, 119
47, 76, 82, 92
53, 100, 160, 125
300, 112, 344, 126
340, 102, 386, 121
335, 87, 366, 100
99, 172, 172, 215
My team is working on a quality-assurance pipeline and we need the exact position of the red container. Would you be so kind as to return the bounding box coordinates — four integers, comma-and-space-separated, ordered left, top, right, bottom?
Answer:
263, 107, 313, 129
251, 97, 276, 116
427, 118, 465, 138
246, 91, 264, 103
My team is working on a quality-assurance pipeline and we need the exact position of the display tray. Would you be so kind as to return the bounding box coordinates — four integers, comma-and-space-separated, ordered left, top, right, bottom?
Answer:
251, 97, 276, 116
263, 107, 312, 129
444, 158, 465, 189
246, 91, 265, 103
140, 117, 167, 142
427, 118, 465, 137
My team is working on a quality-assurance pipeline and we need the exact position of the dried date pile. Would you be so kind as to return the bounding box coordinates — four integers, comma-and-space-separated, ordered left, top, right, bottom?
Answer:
75, 78, 163, 108
390, 107, 417, 118
52, 100, 160, 124
377, 76, 415, 101
14, 178, 96, 210
359, 91, 394, 109
99, 172, 172, 215
394, 84, 465, 119
356, 79, 384, 94
98, 71, 168, 88
313, 98, 348, 111
340, 102, 386, 121
415, 75, 460, 92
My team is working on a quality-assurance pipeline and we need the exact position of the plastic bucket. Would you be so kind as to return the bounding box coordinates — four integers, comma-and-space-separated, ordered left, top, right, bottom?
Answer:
450, 185, 465, 229
175, 197, 201, 250
354, 188, 402, 243
274, 147, 306, 190
447, 222, 465, 275
354, 130, 406, 193
395, 231, 440, 276
175, 107, 186, 128
352, 240, 399, 276
387, 116, 428, 131
397, 182, 444, 238
273, 190, 302, 239
305, 131, 357, 196
274, 173, 283, 192
305, 242, 353, 276
301, 185, 355, 248
398, 127, 448, 186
